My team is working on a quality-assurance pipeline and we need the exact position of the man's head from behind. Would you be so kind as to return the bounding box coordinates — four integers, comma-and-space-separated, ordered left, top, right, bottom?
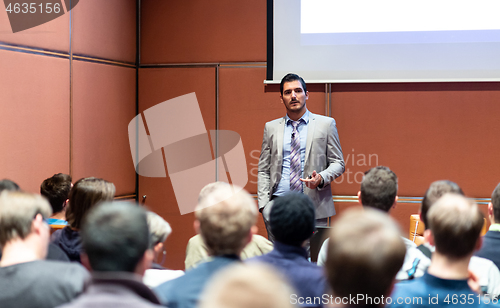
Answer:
40, 173, 72, 215
426, 194, 483, 260
146, 211, 172, 258
360, 166, 398, 212
421, 180, 464, 230
489, 183, 500, 224
195, 184, 257, 256
270, 192, 315, 246
0, 191, 52, 258
0, 179, 20, 193
81, 201, 151, 274
326, 208, 405, 305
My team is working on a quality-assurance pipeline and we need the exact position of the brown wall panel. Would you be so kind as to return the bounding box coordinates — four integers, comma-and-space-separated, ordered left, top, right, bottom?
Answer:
141, 0, 267, 64
0, 4, 69, 52
219, 67, 327, 194
0, 50, 70, 193
161, 212, 196, 270
138, 67, 216, 210
72, 0, 136, 63
331, 83, 500, 198
72, 61, 136, 195
138, 67, 216, 269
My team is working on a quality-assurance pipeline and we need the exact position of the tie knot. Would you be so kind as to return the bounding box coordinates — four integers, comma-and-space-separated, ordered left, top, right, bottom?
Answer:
291, 120, 299, 128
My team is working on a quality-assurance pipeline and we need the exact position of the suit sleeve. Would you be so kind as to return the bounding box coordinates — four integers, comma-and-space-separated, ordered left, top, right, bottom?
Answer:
318, 118, 345, 189
257, 123, 271, 210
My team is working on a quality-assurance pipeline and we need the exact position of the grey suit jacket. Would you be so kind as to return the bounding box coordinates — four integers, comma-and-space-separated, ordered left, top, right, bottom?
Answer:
257, 112, 345, 219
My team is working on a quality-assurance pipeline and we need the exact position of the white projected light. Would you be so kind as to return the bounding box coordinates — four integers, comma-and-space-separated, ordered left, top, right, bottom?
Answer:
301, 0, 500, 34
271, 0, 500, 82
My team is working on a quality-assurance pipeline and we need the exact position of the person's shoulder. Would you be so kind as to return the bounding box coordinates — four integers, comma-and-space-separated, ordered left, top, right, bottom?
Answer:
247, 234, 273, 252
265, 117, 286, 126
309, 113, 336, 125
187, 234, 202, 243
245, 252, 273, 264
484, 230, 500, 239
38, 260, 89, 280
391, 277, 427, 298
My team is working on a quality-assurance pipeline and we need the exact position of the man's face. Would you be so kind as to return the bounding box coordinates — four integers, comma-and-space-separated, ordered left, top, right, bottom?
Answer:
281, 80, 308, 115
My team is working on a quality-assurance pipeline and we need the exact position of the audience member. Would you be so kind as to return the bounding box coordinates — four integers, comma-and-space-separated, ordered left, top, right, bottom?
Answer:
56, 201, 162, 308
155, 185, 258, 308
0, 179, 20, 261
412, 180, 500, 297
326, 207, 406, 307
51, 177, 115, 262
0, 179, 19, 192
200, 263, 295, 308
0, 179, 69, 262
476, 183, 500, 270
317, 166, 429, 280
390, 194, 495, 307
249, 192, 327, 305
143, 211, 184, 288
185, 182, 272, 270
40, 173, 72, 225
0, 191, 89, 308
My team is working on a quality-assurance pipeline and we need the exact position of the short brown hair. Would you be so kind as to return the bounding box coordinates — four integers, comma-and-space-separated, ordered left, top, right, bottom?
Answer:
0, 191, 52, 246
40, 173, 72, 214
360, 166, 398, 212
66, 177, 115, 229
326, 207, 405, 304
428, 194, 483, 259
195, 185, 257, 256
421, 180, 464, 230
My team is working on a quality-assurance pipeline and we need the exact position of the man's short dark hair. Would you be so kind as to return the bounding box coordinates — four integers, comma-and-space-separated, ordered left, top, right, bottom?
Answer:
0, 179, 20, 193
360, 166, 398, 212
491, 183, 500, 223
421, 180, 464, 230
280, 73, 307, 95
81, 201, 149, 272
40, 173, 72, 214
270, 192, 315, 246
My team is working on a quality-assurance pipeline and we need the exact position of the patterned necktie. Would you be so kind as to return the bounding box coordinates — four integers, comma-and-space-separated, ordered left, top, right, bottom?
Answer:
290, 120, 302, 191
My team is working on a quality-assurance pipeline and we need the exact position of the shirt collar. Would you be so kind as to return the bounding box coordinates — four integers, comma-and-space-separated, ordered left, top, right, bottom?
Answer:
489, 223, 500, 232
286, 109, 310, 125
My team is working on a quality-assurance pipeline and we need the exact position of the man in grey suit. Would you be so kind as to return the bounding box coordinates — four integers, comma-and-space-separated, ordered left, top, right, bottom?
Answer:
258, 73, 345, 240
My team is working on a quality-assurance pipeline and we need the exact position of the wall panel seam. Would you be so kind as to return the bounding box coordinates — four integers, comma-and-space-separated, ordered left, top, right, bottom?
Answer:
140, 62, 266, 69
69, 0, 73, 177
0, 42, 135, 68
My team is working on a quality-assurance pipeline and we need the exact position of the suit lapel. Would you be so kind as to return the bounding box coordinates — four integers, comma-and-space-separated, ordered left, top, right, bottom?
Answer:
277, 117, 285, 160
305, 113, 316, 168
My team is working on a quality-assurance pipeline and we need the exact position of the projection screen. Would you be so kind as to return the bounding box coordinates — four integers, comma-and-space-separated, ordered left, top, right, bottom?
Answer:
269, 0, 500, 83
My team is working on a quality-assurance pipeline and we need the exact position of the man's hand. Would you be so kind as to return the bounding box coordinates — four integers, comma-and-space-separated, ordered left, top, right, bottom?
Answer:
300, 170, 323, 189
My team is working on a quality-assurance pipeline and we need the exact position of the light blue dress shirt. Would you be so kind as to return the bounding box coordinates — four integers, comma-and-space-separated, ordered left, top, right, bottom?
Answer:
273, 110, 309, 197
